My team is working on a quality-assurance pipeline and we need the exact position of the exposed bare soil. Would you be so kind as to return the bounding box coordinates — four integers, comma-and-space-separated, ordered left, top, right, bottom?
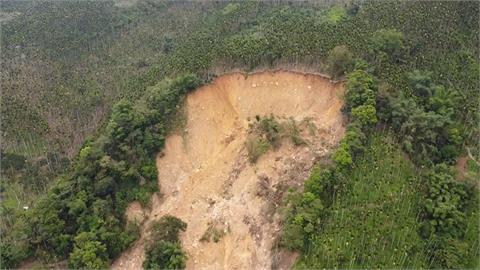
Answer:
112, 70, 345, 270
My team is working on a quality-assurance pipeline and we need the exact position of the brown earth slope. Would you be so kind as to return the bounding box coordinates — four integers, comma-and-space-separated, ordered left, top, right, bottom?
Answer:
113, 70, 345, 270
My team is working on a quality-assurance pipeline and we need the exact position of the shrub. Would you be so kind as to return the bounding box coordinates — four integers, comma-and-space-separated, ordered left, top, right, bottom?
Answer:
27, 193, 72, 259
246, 137, 270, 163
332, 143, 353, 169
407, 70, 435, 103
369, 29, 404, 62
325, 6, 347, 24
257, 115, 282, 147
335, 69, 377, 168
419, 163, 477, 269
149, 215, 187, 243
327, 45, 354, 79
283, 118, 307, 146
422, 164, 468, 238
94, 177, 115, 197
1, 152, 26, 173
222, 32, 273, 69
342, 123, 366, 157
107, 100, 137, 144
351, 104, 377, 127
303, 166, 338, 206
143, 241, 187, 270
428, 236, 470, 269
0, 238, 31, 269
385, 74, 461, 164
68, 232, 108, 269
281, 192, 324, 251
143, 216, 187, 270
344, 70, 377, 111
141, 162, 158, 182
247, 115, 309, 163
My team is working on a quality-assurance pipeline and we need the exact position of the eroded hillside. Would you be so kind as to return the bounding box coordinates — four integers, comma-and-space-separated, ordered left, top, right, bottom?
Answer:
113, 71, 345, 269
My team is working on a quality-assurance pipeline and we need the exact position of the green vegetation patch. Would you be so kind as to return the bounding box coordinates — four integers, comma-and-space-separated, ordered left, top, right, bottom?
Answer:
326, 6, 347, 24
297, 135, 426, 269
246, 115, 309, 163
280, 66, 478, 269
143, 215, 187, 270
420, 164, 479, 268
0, 74, 201, 269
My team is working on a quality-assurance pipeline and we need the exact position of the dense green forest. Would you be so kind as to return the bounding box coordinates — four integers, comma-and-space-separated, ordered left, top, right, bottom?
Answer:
1, 0, 478, 269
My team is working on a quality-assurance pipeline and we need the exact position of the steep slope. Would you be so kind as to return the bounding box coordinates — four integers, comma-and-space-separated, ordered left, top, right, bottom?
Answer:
113, 70, 344, 269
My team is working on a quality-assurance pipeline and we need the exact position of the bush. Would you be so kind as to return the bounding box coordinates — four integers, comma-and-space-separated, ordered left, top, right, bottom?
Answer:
149, 216, 187, 243
94, 177, 115, 197
351, 104, 377, 127
344, 70, 377, 111
257, 115, 282, 147
246, 137, 270, 163
327, 45, 354, 79
332, 143, 353, 169
384, 71, 461, 164
0, 238, 31, 269
303, 166, 338, 206
281, 192, 323, 251
419, 164, 476, 269
246, 115, 309, 163
143, 216, 187, 270
141, 161, 158, 182
333, 69, 376, 169
1, 152, 26, 173
342, 123, 366, 157
27, 193, 72, 259
108, 100, 137, 140
422, 164, 468, 238
428, 236, 470, 269
369, 29, 404, 63
283, 118, 307, 146
222, 32, 273, 69
407, 70, 435, 103
143, 241, 187, 270
68, 232, 108, 269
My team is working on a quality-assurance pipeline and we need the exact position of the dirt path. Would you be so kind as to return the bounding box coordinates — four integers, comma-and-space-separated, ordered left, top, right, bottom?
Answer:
112, 71, 345, 270
456, 156, 468, 180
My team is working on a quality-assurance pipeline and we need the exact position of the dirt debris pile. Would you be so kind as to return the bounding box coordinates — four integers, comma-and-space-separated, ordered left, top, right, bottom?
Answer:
113, 71, 344, 270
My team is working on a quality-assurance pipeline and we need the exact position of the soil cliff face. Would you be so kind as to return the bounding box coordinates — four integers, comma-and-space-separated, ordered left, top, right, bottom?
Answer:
113, 71, 345, 270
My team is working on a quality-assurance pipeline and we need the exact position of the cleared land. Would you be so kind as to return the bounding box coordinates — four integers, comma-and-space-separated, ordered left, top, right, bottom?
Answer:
113, 70, 344, 269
